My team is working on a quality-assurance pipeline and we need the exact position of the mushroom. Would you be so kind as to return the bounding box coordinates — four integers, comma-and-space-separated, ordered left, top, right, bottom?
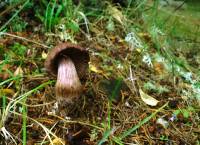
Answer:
45, 43, 90, 103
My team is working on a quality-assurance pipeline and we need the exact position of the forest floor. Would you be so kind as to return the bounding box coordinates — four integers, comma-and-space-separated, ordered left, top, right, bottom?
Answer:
0, 1, 199, 145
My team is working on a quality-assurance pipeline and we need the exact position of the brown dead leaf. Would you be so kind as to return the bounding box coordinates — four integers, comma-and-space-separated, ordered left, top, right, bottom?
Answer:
153, 62, 166, 75
1, 64, 11, 70
0, 64, 11, 80
0, 73, 10, 80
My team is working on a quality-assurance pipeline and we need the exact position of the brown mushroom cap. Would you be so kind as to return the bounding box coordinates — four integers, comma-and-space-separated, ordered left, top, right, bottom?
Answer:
45, 42, 90, 79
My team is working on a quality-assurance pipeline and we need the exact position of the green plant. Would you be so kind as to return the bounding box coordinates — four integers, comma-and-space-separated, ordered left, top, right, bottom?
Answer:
9, 16, 28, 32
35, 0, 77, 32
44, 0, 59, 32
160, 135, 169, 141
22, 101, 27, 145
0, 80, 55, 144
0, 76, 22, 144
98, 78, 123, 145
143, 81, 170, 94
11, 43, 27, 57
0, 0, 30, 32
115, 103, 168, 144
2, 95, 6, 114
174, 106, 195, 119
4, 42, 28, 67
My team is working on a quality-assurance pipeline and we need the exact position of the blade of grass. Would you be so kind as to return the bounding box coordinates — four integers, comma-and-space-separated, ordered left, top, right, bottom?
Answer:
22, 102, 27, 145
11, 111, 64, 145
10, 81, 54, 109
2, 95, 6, 114
98, 78, 123, 144
1, 81, 53, 126
0, 0, 30, 31
98, 129, 113, 145
112, 136, 124, 145
49, 0, 57, 32
108, 78, 123, 130
79, 11, 90, 36
109, 78, 123, 101
134, 0, 148, 12
66, 0, 73, 18
119, 102, 168, 140
0, 76, 21, 86
45, 2, 51, 31
0, 81, 54, 144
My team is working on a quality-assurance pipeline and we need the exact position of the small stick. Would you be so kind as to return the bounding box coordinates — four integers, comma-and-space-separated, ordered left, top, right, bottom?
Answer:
0, 32, 50, 48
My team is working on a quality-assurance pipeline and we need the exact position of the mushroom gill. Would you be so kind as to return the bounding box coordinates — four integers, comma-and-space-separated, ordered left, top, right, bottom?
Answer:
55, 56, 82, 103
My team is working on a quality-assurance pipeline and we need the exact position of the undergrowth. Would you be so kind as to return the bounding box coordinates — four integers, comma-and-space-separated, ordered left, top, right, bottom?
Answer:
0, 0, 199, 144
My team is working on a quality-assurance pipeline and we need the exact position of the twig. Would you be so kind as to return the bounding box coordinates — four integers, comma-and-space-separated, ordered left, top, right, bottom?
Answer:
0, 32, 50, 48
49, 114, 103, 131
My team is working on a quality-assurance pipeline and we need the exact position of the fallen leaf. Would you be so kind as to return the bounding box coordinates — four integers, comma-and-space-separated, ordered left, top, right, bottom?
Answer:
2, 64, 11, 70
106, 19, 115, 31
138, 32, 152, 42
50, 138, 66, 145
156, 118, 169, 128
153, 62, 166, 75
89, 63, 103, 74
0, 89, 15, 96
42, 51, 48, 59
0, 73, 10, 80
139, 89, 159, 106
0, 64, 11, 79
108, 5, 125, 25
89, 25, 103, 35
14, 66, 23, 76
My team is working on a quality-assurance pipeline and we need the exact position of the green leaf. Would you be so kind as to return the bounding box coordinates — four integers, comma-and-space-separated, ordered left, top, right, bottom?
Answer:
67, 21, 79, 32
182, 109, 190, 118
98, 129, 113, 145
174, 109, 181, 116
11, 43, 27, 56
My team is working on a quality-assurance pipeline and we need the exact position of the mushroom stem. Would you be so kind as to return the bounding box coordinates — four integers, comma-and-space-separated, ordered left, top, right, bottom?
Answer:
55, 56, 82, 103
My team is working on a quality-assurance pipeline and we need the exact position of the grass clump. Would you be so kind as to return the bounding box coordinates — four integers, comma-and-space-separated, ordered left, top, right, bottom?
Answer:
35, 0, 80, 33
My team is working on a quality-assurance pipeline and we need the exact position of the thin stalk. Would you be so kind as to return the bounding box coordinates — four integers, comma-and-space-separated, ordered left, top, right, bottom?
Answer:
2, 95, 6, 114
45, 2, 51, 31
0, 76, 21, 86
22, 102, 27, 145
49, 0, 57, 32
0, 32, 50, 48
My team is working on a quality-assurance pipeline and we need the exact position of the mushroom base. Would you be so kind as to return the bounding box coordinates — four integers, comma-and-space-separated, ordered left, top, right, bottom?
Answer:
55, 56, 82, 104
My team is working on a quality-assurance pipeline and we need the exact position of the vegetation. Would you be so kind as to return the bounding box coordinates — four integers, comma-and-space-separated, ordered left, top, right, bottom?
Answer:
0, 0, 199, 144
